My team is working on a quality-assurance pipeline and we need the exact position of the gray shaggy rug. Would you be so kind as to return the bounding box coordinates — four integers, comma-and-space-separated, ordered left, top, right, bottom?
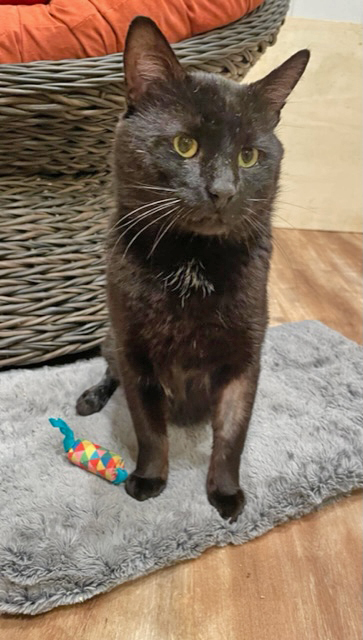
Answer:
0, 321, 362, 615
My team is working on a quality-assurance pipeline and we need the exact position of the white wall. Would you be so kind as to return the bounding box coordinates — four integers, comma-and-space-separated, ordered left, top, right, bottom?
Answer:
288, 0, 362, 23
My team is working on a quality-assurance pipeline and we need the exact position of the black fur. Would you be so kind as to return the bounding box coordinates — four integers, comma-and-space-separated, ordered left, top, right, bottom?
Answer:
77, 17, 310, 520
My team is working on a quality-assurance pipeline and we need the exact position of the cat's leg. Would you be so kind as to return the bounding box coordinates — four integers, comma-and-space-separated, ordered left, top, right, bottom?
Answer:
207, 365, 259, 522
118, 349, 169, 501
76, 329, 119, 415
76, 366, 119, 415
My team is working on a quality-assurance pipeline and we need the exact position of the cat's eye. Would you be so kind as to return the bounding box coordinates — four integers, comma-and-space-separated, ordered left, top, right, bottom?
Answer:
173, 135, 198, 158
238, 148, 259, 168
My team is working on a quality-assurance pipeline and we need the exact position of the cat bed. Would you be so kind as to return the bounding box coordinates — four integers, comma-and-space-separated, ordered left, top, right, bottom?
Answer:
0, 0, 290, 368
0, 0, 263, 64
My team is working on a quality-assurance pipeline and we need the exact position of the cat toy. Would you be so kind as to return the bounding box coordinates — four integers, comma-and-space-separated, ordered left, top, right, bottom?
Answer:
49, 418, 128, 485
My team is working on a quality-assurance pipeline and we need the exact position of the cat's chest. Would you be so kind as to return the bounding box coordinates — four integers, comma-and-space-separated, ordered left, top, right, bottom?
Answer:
144, 307, 250, 374
137, 261, 255, 366
122, 251, 264, 371
159, 258, 215, 307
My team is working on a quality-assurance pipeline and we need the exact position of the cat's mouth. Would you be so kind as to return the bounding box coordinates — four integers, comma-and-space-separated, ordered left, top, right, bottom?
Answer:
180, 213, 229, 237
188, 221, 228, 236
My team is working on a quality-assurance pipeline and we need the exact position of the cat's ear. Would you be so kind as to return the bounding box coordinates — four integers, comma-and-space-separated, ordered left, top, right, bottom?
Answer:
124, 16, 185, 105
251, 50, 310, 113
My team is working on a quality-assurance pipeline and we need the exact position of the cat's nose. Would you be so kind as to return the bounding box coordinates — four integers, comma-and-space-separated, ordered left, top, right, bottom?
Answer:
208, 183, 236, 209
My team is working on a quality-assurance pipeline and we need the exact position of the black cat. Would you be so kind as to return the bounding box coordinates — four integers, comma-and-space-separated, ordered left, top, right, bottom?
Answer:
77, 17, 309, 521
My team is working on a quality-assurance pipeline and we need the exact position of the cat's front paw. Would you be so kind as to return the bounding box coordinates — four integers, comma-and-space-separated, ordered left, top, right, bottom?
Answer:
125, 472, 166, 501
208, 488, 245, 523
76, 386, 107, 416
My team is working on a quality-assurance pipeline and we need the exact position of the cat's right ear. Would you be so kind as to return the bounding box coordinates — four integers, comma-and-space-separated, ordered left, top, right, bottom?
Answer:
124, 16, 185, 106
250, 49, 310, 115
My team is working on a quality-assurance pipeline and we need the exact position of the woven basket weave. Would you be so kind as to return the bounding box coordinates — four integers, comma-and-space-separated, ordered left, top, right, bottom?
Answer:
0, 0, 289, 367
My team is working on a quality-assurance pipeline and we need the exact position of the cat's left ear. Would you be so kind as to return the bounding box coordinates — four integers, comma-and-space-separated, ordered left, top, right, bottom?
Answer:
250, 49, 310, 114
124, 16, 185, 105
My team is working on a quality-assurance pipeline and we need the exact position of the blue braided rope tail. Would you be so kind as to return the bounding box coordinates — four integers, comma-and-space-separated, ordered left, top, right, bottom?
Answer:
49, 417, 76, 452
114, 468, 128, 484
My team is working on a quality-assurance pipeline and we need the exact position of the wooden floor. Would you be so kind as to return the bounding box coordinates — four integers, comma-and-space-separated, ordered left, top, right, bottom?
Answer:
1, 229, 362, 640
269, 229, 362, 343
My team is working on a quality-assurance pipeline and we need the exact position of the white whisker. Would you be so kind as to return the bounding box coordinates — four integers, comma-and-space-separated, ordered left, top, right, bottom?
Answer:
118, 199, 180, 234
147, 206, 185, 258
122, 206, 181, 260
124, 180, 176, 193
108, 197, 178, 235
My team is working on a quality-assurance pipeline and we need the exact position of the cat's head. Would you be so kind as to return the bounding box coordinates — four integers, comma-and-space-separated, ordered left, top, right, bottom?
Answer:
114, 17, 309, 240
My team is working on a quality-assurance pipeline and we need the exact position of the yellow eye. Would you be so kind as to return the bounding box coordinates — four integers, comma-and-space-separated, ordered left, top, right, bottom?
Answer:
238, 148, 259, 168
173, 135, 198, 158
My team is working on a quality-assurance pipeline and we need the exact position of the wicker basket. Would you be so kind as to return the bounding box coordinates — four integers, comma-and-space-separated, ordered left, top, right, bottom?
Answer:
0, 0, 289, 367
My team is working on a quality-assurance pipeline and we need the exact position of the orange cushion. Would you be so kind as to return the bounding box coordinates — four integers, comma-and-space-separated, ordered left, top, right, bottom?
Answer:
0, 0, 264, 64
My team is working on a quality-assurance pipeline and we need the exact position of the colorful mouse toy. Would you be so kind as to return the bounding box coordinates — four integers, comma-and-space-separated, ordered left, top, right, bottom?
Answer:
49, 417, 128, 485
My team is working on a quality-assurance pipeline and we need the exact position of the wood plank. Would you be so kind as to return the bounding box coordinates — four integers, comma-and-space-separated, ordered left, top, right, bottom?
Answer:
269, 229, 362, 342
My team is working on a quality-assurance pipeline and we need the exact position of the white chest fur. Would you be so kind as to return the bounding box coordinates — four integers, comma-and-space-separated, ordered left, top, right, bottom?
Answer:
160, 259, 214, 307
